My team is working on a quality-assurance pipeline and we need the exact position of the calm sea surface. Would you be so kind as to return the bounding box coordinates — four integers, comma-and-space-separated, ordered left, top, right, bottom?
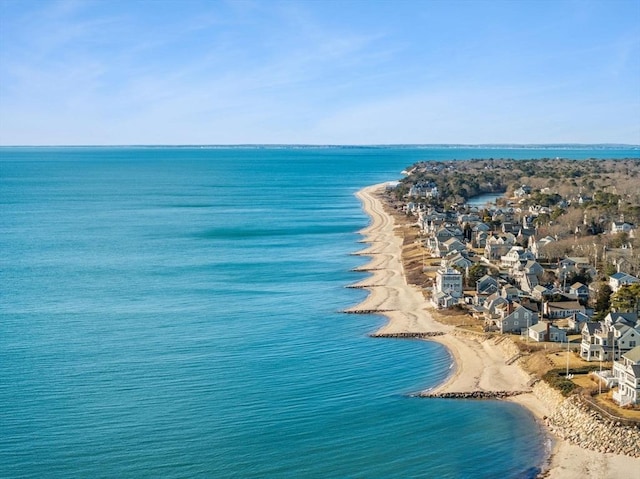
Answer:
1, 146, 637, 478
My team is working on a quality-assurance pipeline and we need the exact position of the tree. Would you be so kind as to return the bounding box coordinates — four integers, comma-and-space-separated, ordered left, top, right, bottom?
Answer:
594, 284, 612, 313
610, 284, 640, 313
467, 264, 488, 288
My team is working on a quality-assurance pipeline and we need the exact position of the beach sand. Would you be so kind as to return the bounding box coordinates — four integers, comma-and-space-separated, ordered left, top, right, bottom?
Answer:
353, 183, 640, 479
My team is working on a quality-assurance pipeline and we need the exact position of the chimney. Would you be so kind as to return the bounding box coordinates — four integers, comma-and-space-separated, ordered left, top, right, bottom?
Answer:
546, 321, 550, 342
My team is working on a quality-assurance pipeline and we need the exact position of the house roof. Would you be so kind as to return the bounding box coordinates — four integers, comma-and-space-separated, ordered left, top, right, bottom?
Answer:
529, 323, 549, 333
566, 257, 589, 264
443, 237, 464, 246
521, 302, 540, 313
478, 274, 497, 283
582, 322, 601, 334
607, 312, 639, 327
570, 282, 586, 289
571, 312, 590, 322
623, 345, 640, 363
547, 301, 583, 310
610, 272, 639, 281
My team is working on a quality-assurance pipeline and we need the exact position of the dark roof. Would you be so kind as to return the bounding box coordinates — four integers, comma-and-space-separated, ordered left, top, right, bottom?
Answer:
582, 322, 601, 334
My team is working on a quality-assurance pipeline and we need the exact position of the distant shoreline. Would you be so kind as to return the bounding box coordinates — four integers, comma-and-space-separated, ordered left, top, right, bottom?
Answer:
1, 143, 639, 149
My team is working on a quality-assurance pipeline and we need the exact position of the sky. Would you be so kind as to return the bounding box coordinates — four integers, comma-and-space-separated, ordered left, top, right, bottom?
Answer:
0, 0, 639, 145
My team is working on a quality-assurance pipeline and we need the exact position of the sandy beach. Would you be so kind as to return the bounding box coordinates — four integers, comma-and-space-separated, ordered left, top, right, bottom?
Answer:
353, 183, 640, 479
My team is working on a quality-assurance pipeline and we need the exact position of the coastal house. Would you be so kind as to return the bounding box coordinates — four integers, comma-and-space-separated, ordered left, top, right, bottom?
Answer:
568, 282, 589, 302
409, 181, 439, 199
532, 285, 551, 301
498, 303, 539, 334
473, 222, 491, 233
500, 246, 526, 268
558, 257, 595, 280
609, 272, 640, 293
442, 238, 467, 255
581, 322, 604, 361
501, 246, 536, 270
484, 235, 514, 261
544, 300, 585, 319
604, 312, 638, 329
431, 264, 463, 308
447, 252, 473, 270
528, 322, 567, 343
500, 285, 521, 302
482, 293, 509, 321
523, 260, 544, 278
473, 230, 490, 248
567, 312, 591, 332
529, 235, 556, 259
476, 275, 499, 296
612, 345, 640, 406
435, 227, 463, 244
519, 273, 539, 294
580, 320, 640, 362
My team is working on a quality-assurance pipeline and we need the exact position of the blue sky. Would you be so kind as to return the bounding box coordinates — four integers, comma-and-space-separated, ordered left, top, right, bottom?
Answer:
1, 0, 639, 145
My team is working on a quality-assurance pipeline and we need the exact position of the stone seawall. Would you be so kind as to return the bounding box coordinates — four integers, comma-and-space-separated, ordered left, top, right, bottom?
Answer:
371, 332, 445, 339
533, 382, 640, 458
417, 390, 527, 399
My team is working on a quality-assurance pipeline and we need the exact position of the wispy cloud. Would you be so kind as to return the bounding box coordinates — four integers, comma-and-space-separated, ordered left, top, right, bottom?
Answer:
1, 0, 638, 144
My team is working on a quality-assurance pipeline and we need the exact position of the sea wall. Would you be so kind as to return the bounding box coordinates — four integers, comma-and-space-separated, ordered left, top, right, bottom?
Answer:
534, 382, 640, 458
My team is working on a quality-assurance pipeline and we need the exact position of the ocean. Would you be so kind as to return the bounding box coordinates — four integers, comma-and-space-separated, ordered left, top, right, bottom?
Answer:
1, 146, 637, 478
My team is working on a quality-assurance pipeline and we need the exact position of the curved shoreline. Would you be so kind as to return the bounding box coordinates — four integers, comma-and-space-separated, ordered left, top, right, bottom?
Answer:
353, 183, 640, 479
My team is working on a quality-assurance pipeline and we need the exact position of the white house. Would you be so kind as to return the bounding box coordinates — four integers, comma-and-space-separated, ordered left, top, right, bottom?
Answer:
611, 221, 634, 234
609, 272, 640, 293
431, 264, 463, 308
612, 345, 640, 406
569, 282, 589, 302
580, 321, 640, 362
528, 322, 567, 343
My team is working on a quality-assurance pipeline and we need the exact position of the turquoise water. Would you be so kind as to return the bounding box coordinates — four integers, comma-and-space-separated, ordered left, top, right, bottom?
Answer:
1, 146, 637, 478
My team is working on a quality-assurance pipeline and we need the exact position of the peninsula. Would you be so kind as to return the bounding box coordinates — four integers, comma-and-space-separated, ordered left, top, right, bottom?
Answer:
352, 158, 640, 478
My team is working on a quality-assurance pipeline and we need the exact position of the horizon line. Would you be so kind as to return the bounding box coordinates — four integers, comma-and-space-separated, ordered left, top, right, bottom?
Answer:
1, 142, 639, 149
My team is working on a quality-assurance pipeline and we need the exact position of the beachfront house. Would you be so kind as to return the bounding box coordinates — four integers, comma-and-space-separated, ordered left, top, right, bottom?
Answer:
498, 304, 539, 334
528, 322, 567, 343
431, 264, 463, 309
612, 345, 640, 406
580, 320, 640, 362
581, 322, 604, 361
